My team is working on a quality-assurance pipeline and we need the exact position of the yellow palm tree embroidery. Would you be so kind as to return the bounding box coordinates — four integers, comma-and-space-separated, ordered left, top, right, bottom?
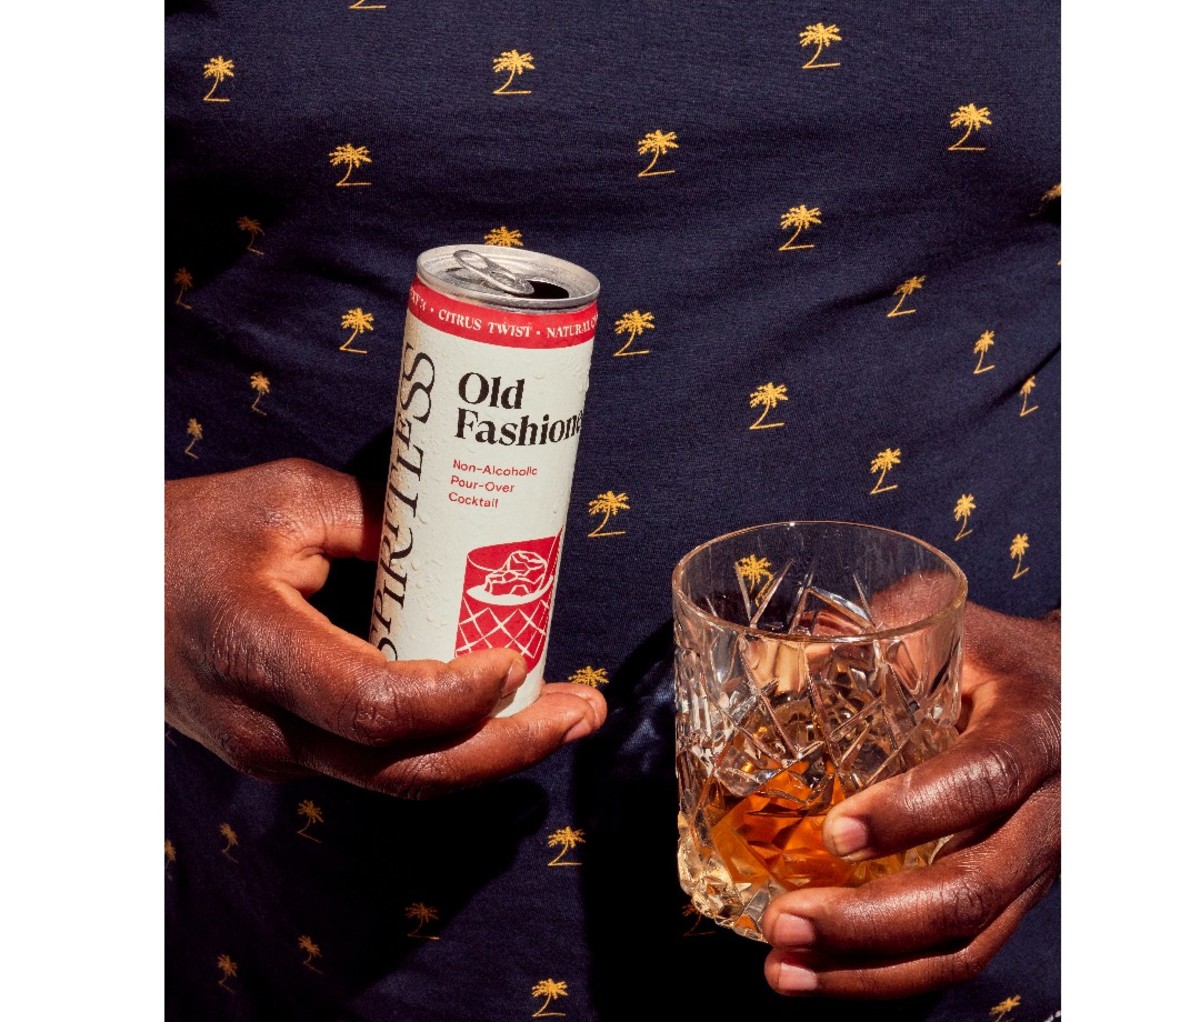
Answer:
219, 822, 239, 861
1019, 375, 1039, 416
735, 554, 773, 595
348, 0, 387, 8
613, 310, 654, 356
216, 954, 238, 991
990, 995, 1022, 1019
340, 308, 374, 353
682, 903, 716, 937
184, 418, 203, 459
568, 665, 609, 688
948, 103, 992, 151
1010, 533, 1030, 579
296, 800, 324, 842
748, 382, 788, 430
405, 902, 441, 940
587, 491, 630, 538
953, 494, 976, 541
328, 143, 372, 186
531, 979, 568, 1018
298, 935, 323, 973
778, 205, 822, 250
173, 267, 194, 309
798, 22, 843, 69
484, 225, 524, 247
888, 275, 926, 317
236, 216, 265, 255
637, 129, 679, 177
249, 372, 270, 415
973, 330, 997, 374
870, 447, 902, 495
547, 826, 586, 867
493, 50, 535, 95
202, 56, 235, 102
165, 839, 177, 867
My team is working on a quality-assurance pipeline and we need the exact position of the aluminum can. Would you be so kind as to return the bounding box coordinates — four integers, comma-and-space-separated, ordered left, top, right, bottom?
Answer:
369, 245, 600, 716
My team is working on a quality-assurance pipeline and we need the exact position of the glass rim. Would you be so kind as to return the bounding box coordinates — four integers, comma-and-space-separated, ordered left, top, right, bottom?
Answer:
671, 519, 968, 644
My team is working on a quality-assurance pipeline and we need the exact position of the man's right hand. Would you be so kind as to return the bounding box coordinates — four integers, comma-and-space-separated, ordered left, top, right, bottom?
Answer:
165, 458, 606, 797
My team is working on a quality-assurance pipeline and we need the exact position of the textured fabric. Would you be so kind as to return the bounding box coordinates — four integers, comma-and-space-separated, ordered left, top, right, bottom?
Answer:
165, 2, 1060, 1019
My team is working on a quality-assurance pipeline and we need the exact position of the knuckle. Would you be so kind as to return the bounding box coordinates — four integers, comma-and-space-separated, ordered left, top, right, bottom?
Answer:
338, 669, 416, 745
940, 868, 999, 935
969, 738, 1028, 810
382, 753, 452, 800
214, 721, 273, 776
942, 942, 989, 985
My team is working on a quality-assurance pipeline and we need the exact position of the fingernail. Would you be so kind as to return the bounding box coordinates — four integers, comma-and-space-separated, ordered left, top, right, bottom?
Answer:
826, 815, 870, 857
771, 914, 816, 948
775, 961, 818, 993
563, 714, 596, 743
502, 657, 527, 695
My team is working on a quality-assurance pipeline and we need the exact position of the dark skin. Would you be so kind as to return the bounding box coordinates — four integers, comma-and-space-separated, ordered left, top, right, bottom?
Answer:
166, 458, 1059, 997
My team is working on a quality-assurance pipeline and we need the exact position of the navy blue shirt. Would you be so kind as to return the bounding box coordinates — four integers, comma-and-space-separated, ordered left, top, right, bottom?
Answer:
166, 3, 1060, 1019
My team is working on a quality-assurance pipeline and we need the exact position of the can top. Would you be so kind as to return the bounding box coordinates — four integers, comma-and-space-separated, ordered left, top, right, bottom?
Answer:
416, 245, 600, 311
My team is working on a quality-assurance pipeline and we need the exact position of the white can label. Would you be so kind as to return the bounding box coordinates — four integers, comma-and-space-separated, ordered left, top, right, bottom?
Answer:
369, 280, 597, 715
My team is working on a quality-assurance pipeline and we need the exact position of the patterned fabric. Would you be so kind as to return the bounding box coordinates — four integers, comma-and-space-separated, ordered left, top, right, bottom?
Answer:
165, 2, 1060, 1019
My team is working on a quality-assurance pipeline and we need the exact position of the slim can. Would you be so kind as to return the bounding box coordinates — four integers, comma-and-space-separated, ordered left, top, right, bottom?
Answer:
369, 245, 600, 716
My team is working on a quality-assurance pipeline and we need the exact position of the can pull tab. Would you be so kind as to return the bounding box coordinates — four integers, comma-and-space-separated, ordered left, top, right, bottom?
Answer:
452, 249, 536, 296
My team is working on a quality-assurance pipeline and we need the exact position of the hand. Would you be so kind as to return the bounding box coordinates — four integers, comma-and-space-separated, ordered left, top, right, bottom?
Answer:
165, 458, 606, 797
761, 602, 1060, 998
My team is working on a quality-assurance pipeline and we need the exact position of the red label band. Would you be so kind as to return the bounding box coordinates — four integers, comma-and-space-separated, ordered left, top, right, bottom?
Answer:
408, 281, 597, 349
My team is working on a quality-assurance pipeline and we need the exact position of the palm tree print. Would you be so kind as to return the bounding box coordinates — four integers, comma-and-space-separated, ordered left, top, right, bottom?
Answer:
636, 129, 679, 177
405, 902, 440, 940
973, 330, 997, 374
798, 22, 843, 69
484, 225, 524, 247
236, 216, 265, 255
948, 103, 992, 151
492, 50, 535, 94
249, 372, 270, 415
888, 275, 926, 317
219, 822, 239, 861
202, 56, 235, 102
587, 491, 630, 538
547, 827, 586, 867
298, 935, 323, 972
340, 308, 374, 353
216, 954, 238, 991
735, 554, 773, 595
613, 309, 654, 356
184, 418, 203, 459
1010, 533, 1030, 579
296, 800, 324, 842
778, 205, 822, 250
328, 143, 372, 186
869, 447, 902, 495
531, 978, 568, 1017
165, 839, 177, 869
748, 382, 788, 430
173, 268, 194, 309
953, 494, 976, 541
990, 995, 1022, 1019
348, 0, 387, 8
1019, 375, 1039, 416
567, 666, 608, 688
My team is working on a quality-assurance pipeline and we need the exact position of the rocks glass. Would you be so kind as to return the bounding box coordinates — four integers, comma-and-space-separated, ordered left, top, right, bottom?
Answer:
672, 521, 967, 940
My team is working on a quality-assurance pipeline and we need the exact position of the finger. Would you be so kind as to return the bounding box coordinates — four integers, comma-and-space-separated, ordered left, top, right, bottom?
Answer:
762, 777, 1059, 957
821, 673, 1059, 862
286, 682, 608, 797
763, 868, 1055, 998
214, 583, 529, 745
